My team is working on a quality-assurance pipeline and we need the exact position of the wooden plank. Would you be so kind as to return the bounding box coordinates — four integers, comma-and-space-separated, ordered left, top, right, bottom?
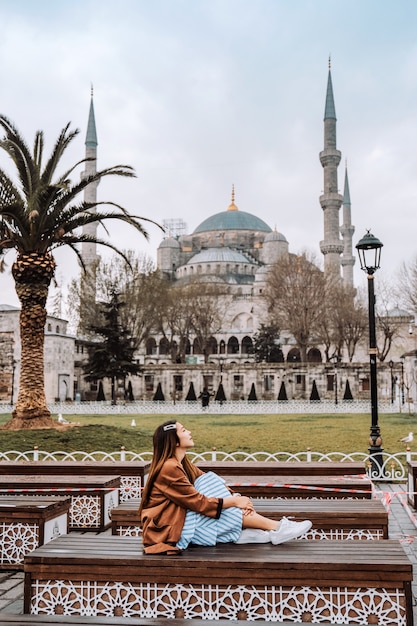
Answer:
197, 460, 366, 476
222, 474, 373, 498
24, 536, 412, 586
0, 461, 150, 477
110, 497, 388, 538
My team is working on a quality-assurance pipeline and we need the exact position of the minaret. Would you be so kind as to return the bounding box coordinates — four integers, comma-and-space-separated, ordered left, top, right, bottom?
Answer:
319, 59, 343, 279
78, 87, 99, 336
81, 86, 99, 268
340, 164, 355, 287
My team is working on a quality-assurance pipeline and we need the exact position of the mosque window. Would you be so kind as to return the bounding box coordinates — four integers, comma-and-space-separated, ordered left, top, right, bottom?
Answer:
145, 375, 154, 392
47, 323, 52, 332
264, 375, 274, 391
216, 264, 220, 273
327, 374, 335, 392
146, 338, 157, 356
159, 337, 170, 355
219, 340, 226, 354
56, 326, 60, 333
227, 336, 239, 354
235, 264, 239, 273
241, 336, 253, 354
233, 375, 244, 393
174, 375, 183, 392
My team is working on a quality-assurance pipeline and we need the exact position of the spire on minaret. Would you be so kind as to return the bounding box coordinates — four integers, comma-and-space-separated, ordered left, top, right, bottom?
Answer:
85, 85, 98, 147
340, 163, 356, 288
319, 60, 343, 279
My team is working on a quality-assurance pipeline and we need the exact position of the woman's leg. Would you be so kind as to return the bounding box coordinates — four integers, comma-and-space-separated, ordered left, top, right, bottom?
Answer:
242, 511, 278, 531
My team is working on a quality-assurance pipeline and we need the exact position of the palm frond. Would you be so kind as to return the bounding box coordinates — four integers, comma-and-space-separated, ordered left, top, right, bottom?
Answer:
0, 115, 39, 197
40, 123, 79, 186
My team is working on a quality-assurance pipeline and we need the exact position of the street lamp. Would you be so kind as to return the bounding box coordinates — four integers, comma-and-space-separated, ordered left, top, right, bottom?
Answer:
7, 353, 16, 407
218, 357, 224, 383
388, 360, 394, 404
330, 355, 339, 405
356, 230, 384, 476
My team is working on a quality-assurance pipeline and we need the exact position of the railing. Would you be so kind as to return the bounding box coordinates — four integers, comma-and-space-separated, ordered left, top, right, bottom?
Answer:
0, 399, 410, 415
0, 447, 412, 482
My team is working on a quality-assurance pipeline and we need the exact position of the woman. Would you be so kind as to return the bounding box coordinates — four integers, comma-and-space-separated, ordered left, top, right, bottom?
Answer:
138, 420, 312, 554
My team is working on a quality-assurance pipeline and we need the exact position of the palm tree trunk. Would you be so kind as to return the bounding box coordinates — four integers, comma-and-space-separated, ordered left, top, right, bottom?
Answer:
3, 252, 56, 429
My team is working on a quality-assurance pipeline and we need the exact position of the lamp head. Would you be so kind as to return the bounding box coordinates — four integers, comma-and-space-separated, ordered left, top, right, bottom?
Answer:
355, 230, 383, 275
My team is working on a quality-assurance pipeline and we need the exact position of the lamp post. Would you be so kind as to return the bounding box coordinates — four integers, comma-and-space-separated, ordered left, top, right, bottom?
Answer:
356, 230, 384, 477
388, 360, 394, 404
7, 353, 16, 407
330, 355, 339, 405
218, 357, 224, 383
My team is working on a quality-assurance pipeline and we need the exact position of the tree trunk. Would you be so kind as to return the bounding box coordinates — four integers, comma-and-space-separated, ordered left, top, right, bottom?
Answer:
3, 252, 57, 430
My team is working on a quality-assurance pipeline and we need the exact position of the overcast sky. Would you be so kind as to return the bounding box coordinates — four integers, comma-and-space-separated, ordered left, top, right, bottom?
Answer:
1, 0, 416, 310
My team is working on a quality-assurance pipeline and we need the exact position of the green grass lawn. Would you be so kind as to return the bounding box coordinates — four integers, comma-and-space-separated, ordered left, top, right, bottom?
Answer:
0, 412, 415, 455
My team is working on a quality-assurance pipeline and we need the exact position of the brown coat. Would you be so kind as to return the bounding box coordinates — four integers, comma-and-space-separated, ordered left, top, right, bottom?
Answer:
140, 457, 223, 554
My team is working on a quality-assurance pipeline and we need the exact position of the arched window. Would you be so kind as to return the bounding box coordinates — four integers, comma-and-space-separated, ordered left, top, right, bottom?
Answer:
287, 348, 301, 363
307, 348, 322, 363
193, 338, 202, 354
241, 336, 253, 354
47, 323, 52, 332
146, 338, 157, 356
219, 340, 226, 354
159, 337, 170, 355
56, 325, 60, 333
227, 336, 239, 354
207, 336, 218, 355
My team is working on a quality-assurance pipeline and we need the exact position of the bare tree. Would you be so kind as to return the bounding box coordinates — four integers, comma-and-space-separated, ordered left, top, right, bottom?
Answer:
265, 251, 326, 362
397, 257, 417, 313
375, 275, 405, 362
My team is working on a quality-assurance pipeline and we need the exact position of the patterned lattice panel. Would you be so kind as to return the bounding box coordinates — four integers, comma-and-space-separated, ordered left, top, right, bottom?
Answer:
29, 580, 408, 624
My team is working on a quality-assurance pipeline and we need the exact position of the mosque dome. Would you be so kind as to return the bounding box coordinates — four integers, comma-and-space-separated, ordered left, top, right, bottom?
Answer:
193, 187, 271, 234
158, 237, 180, 249
187, 247, 251, 264
194, 210, 271, 234
264, 229, 288, 243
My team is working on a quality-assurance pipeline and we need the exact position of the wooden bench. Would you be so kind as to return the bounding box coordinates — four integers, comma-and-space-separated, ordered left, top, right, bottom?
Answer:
407, 461, 417, 508
197, 460, 367, 476
0, 476, 119, 532
222, 473, 373, 498
0, 461, 150, 501
23, 534, 413, 624
111, 496, 388, 540
0, 496, 70, 569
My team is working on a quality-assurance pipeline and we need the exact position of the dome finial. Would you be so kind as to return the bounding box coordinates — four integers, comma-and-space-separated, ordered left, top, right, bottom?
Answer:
227, 184, 238, 211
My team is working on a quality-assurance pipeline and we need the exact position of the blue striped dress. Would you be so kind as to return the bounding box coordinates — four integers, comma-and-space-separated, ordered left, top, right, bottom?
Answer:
176, 472, 242, 550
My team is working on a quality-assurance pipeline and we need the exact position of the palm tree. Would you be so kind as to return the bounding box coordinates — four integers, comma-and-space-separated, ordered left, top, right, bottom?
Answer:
0, 115, 158, 429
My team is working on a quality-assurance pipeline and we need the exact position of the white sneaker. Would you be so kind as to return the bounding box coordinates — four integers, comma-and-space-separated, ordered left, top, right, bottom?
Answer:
235, 528, 271, 544
269, 517, 312, 545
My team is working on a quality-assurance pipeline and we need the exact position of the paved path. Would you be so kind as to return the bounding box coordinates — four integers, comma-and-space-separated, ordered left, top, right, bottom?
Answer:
0, 482, 416, 620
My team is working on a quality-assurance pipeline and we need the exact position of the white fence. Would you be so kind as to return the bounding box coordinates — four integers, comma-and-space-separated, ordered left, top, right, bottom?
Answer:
0, 399, 411, 415
0, 447, 412, 482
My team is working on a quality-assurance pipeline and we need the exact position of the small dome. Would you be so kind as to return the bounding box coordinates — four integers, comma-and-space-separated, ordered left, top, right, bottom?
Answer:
158, 237, 180, 249
264, 229, 288, 244
187, 247, 253, 265
387, 307, 412, 318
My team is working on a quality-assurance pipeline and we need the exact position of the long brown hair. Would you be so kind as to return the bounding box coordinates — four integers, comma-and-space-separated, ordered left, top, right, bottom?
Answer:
138, 420, 200, 518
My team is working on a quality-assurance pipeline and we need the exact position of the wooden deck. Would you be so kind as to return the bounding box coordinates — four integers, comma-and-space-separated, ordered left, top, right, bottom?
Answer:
111, 496, 388, 539
196, 460, 367, 476
0, 476, 119, 531
0, 496, 70, 568
23, 534, 413, 624
222, 473, 373, 498
0, 461, 150, 501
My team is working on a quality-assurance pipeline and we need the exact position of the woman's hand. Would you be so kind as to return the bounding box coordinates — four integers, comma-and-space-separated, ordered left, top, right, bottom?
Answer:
234, 495, 255, 516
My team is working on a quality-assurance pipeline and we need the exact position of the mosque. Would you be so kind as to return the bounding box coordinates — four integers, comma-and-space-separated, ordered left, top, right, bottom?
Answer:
144, 63, 356, 365
1, 65, 413, 406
